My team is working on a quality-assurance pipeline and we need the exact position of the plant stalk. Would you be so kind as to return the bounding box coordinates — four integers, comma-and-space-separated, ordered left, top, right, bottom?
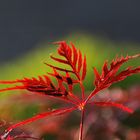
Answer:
79, 108, 85, 140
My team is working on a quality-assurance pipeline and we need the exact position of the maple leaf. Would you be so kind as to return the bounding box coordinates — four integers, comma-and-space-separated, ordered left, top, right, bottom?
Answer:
0, 41, 140, 140
92, 55, 140, 93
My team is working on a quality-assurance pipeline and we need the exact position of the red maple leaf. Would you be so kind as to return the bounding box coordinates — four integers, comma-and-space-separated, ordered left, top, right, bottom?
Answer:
0, 41, 140, 140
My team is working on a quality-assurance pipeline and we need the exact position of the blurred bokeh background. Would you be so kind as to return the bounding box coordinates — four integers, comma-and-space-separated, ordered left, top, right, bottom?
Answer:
0, 1, 140, 140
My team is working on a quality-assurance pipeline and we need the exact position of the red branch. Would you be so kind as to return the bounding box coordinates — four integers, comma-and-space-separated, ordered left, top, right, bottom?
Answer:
0, 41, 140, 140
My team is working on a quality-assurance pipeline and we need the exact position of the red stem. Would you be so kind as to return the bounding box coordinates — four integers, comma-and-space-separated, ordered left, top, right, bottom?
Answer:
79, 108, 85, 140
84, 88, 98, 105
1, 106, 77, 139
92, 101, 133, 113
0, 86, 26, 92
68, 92, 82, 104
80, 81, 85, 99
